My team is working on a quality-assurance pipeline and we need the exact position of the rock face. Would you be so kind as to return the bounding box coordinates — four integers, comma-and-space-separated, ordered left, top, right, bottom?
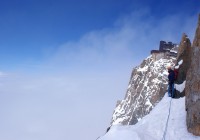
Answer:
192, 15, 200, 47
174, 33, 191, 98
185, 14, 200, 136
110, 53, 176, 125
176, 33, 191, 84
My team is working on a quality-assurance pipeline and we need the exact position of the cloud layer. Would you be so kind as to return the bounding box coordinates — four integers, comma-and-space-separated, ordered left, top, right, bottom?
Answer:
0, 11, 198, 140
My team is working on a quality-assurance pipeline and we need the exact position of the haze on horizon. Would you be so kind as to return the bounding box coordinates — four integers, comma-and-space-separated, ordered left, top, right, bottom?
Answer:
0, 0, 199, 140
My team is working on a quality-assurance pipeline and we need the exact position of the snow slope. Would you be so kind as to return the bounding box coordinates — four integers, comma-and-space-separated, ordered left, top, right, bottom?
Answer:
99, 94, 200, 140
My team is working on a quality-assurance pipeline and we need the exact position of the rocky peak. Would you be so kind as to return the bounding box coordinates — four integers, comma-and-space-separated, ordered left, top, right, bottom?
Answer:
175, 33, 191, 85
110, 47, 176, 126
177, 33, 191, 57
185, 14, 200, 136
192, 14, 200, 47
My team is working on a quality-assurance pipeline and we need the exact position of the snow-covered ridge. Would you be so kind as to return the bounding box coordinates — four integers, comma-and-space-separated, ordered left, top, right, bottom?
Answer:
100, 94, 199, 140
110, 54, 176, 126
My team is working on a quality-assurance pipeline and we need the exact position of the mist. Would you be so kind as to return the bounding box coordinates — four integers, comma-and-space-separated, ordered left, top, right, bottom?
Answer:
0, 11, 198, 140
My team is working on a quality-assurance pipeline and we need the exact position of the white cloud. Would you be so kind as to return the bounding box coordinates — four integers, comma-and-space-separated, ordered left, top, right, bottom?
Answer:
0, 71, 7, 77
0, 11, 198, 140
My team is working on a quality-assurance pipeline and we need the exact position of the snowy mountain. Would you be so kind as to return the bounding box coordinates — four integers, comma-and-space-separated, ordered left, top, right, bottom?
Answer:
109, 23, 192, 128
111, 51, 177, 126
98, 14, 200, 140
100, 90, 200, 140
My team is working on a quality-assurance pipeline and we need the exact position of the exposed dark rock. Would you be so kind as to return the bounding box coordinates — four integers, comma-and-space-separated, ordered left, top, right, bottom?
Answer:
176, 33, 191, 85
192, 14, 200, 47
110, 53, 176, 125
185, 14, 200, 136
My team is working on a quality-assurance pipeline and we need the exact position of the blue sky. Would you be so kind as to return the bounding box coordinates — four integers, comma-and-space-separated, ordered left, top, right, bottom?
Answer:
0, 0, 134, 70
0, 0, 200, 140
0, 0, 199, 70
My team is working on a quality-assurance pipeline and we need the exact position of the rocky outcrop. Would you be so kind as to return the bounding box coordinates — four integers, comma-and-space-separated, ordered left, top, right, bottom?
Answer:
192, 15, 200, 47
185, 14, 200, 136
176, 33, 192, 83
110, 53, 176, 125
174, 33, 191, 98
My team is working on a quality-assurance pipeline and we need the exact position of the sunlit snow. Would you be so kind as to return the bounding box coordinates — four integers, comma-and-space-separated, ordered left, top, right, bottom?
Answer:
178, 60, 183, 65
99, 94, 200, 140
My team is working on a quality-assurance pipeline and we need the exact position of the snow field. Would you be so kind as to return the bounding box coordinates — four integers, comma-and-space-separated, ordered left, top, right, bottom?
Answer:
100, 94, 200, 140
